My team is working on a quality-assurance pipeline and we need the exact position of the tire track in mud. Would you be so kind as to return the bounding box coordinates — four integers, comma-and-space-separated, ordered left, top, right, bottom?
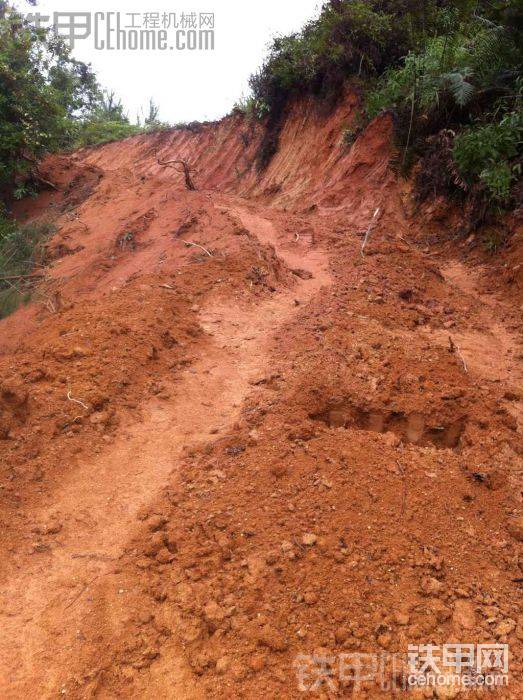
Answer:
0, 205, 331, 698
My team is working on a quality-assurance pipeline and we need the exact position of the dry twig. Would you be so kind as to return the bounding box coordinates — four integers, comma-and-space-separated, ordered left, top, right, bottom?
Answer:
67, 390, 89, 410
448, 335, 468, 373
184, 241, 212, 257
360, 207, 381, 258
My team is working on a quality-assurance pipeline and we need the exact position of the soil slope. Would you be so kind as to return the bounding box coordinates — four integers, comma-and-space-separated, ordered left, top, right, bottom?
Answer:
0, 93, 522, 699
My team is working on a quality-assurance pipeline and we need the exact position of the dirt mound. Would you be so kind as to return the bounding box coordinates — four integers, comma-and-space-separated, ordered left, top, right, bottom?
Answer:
0, 93, 522, 698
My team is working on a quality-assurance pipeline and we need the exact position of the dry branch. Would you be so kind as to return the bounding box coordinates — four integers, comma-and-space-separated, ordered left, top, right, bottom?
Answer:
67, 390, 89, 410
361, 207, 381, 256
360, 207, 381, 257
157, 157, 197, 191
184, 241, 212, 257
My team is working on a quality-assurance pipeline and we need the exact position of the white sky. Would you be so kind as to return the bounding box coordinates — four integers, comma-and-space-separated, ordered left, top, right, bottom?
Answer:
15, 0, 321, 123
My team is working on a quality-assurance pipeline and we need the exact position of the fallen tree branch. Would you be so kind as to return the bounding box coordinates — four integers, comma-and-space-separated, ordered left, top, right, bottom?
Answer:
33, 172, 58, 191
361, 207, 381, 258
184, 241, 212, 257
157, 157, 197, 191
20, 154, 58, 190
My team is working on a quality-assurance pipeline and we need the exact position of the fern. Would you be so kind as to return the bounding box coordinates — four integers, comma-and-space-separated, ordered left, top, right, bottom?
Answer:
441, 69, 475, 107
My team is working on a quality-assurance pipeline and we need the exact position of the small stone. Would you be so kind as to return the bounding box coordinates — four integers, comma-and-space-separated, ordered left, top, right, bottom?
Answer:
302, 533, 317, 546
383, 431, 400, 448
494, 618, 516, 638
334, 627, 350, 644
147, 515, 167, 532
215, 656, 230, 674
156, 547, 174, 564
256, 625, 288, 652
377, 633, 391, 649
394, 611, 410, 626
304, 591, 318, 605
203, 601, 227, 628
143, 531, 167, 557
248, 654, 266, 672
421, 577, 444, 596
452, 599, 476, 631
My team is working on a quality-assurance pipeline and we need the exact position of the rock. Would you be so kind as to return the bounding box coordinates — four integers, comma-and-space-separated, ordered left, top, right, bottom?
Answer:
382, 431, 400, 448
327, 409, 347, 428
507, 517, 523, 542
291, 268, 313, 280
494, 618, 516, 638
304, 591, 318, 605
215, 656, 230, 674
452, 599, 476, 631
377, 633, 391, 648
302, 533, 317, 546
203, 601, 227, 630
33, 517, 62, 536
156, 547, 174, 564
256, 625, 288, 652
248, 654, 266, 672
420, 577, 444, 596
334, 627, 350, 644
281, 540, 296, 559
1, 379, 28, 407
89, 410, 110, 426
394, 611, 410, 626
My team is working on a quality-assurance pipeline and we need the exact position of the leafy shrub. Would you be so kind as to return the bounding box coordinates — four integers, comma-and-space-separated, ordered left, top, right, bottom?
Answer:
453, 111, 523, 201
73, 120, 142, 148
0, 4, 99, 200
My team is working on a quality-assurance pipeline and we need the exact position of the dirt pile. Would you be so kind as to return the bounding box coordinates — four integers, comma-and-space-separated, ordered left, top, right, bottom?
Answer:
0, 92, 522, 698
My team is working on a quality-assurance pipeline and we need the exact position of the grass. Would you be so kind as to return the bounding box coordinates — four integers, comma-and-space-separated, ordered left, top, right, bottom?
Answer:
0, 216, 55, 318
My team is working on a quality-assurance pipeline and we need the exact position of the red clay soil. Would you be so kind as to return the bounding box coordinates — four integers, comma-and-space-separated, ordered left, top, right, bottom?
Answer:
0, 93, 522, 699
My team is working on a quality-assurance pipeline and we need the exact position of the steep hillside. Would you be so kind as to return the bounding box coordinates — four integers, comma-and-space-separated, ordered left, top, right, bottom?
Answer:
0, 93, 522, 699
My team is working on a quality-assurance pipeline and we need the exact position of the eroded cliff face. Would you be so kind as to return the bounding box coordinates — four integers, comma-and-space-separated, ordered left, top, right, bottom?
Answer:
75, 89, 397, 219
1, 90, 522, 699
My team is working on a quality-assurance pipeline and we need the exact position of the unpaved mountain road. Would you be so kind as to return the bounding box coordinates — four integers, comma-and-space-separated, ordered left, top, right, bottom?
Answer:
0, 101, 521, 698
0, 203, 331, 698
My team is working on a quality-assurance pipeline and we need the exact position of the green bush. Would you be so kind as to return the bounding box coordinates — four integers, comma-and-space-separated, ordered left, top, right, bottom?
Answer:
453, 111, 523, 201
72, 119, 142, 148
0, 4, 99, 200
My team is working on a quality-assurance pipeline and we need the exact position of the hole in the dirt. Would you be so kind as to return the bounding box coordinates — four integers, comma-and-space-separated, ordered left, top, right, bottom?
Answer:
311, 404, 466, 449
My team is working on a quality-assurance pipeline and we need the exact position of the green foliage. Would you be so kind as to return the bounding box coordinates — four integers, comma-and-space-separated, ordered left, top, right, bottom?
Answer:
0, 213, 54, 318
0, 4, 171, 193
231, 95, 268, 120
0, 4, 99, 197
250, 1, 397, 116
72, 120, 142, 148
71, 91, 161, 148
249, 0, 522, 216
453, 110, 523, 201
363, 2, 522, 211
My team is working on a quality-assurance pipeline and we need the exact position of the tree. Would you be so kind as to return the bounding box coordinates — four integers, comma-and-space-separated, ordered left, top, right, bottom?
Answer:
0, 3, 99, 202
